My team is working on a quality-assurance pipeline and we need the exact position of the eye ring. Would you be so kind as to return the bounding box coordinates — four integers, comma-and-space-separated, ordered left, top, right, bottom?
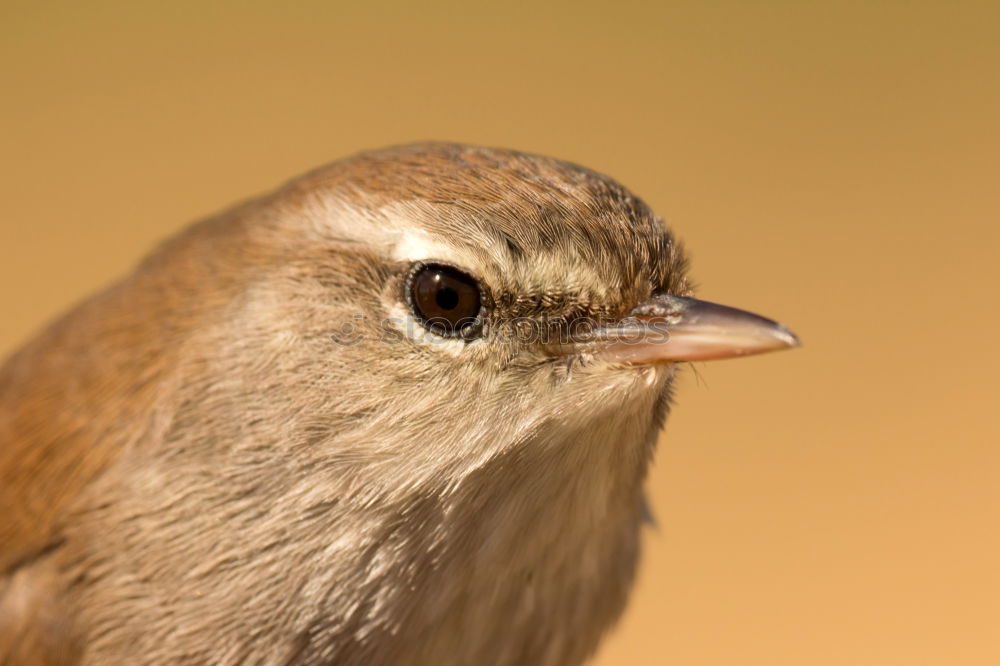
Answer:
405, 262, 487, 338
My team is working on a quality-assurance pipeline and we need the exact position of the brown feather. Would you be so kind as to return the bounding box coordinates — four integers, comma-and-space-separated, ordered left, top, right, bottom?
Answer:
1, 143, 688, 665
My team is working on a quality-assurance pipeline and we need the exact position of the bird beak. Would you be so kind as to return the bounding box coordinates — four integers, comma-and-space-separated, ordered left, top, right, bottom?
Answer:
567, 294, 800, 364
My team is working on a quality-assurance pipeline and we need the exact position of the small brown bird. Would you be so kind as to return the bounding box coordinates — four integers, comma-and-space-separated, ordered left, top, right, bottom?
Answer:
0, 143, 798, 665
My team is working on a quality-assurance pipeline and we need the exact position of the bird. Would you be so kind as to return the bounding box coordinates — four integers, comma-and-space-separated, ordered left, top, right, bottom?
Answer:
0, 143, 798, 665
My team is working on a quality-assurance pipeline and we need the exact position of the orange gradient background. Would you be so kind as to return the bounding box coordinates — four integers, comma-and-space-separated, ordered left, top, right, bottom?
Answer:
2, 2, 997, 664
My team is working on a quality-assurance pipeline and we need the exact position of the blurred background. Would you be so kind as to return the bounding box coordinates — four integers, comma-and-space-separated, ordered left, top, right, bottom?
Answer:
2, 1, 998, 664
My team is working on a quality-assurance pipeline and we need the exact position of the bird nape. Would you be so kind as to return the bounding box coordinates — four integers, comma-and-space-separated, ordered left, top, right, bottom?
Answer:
0, 143, 798, 666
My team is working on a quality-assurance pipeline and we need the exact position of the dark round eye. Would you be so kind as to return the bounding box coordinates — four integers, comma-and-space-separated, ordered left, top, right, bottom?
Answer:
407, 263, 484, 337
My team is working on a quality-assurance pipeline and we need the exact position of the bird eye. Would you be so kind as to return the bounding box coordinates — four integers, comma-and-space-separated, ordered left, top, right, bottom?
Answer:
407, 263, 484, 337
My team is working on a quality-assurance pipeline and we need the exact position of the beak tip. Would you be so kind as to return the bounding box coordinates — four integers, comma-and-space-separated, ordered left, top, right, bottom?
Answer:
775, 324, 801, 350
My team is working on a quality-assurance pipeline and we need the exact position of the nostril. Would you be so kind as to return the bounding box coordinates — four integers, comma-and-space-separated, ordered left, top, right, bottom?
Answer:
630, 293, 687, 319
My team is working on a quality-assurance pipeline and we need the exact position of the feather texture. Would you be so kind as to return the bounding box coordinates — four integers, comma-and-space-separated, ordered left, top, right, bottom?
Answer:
0, 143, 689, 665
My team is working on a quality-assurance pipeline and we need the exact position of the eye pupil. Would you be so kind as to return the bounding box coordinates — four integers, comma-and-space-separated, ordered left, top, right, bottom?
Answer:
436, 286, 459, 310
408, 263, 484, 337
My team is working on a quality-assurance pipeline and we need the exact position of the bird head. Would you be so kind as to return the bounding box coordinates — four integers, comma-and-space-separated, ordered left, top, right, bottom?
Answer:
172, 142, 799, 490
